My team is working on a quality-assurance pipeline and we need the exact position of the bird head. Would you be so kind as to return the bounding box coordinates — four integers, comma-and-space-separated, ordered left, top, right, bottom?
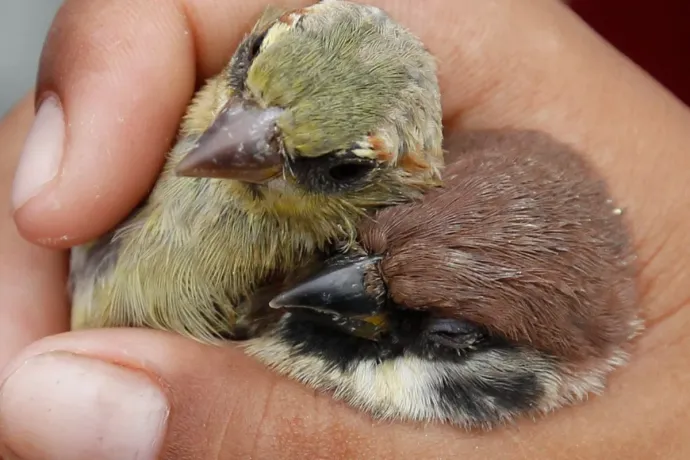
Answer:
245, 130, 642, 428
174, 1, 443, 225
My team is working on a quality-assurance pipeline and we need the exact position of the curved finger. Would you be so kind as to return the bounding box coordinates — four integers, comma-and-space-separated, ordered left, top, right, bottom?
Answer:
11, 0, 300, 247
0, 95, 70, 372
0, 327, 688, 460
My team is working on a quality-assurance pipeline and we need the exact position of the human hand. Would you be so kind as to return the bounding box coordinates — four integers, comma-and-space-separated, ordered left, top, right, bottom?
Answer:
2, 1, 690, 459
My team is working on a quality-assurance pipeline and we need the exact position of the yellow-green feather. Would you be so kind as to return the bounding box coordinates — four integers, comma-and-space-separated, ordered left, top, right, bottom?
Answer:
69, 1, 444, 343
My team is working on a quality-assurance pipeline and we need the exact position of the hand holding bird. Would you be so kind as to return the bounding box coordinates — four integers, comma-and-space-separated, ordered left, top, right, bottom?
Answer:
70, 0, 640, 429
4, 0, 690, 458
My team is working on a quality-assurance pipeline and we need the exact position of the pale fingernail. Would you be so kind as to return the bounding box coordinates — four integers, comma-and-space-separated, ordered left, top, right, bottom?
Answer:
11, 95, 65, 211
0, 352, 169, 460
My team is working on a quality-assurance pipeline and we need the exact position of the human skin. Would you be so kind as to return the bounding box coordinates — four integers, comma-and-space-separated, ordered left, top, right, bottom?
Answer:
1, 0, 690, 459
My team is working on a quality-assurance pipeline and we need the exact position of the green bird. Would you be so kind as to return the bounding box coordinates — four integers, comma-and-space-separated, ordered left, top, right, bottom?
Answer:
69, 0, 444, 343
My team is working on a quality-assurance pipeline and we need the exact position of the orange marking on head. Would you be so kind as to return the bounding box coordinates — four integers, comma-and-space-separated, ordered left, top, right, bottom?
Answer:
368, 135, 386, 152
279, 9, 306, 25
400, 152, 430, 172
376, 151, 394, 162
368, 136, 393, 162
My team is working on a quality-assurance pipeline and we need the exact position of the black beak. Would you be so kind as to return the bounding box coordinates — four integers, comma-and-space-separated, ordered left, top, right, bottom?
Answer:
269, 254, 389, 340
175, 98, 285, 183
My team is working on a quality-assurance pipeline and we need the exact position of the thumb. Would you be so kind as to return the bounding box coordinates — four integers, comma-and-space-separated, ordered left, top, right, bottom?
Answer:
0, 329, 451, 460
0, 327, 688, 460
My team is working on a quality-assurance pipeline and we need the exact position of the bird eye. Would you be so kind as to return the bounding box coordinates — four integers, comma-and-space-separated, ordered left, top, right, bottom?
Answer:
327, 161, 375, 183
425, 317, 489, 350
288, 153, 377, 194
248, 31, 267, 61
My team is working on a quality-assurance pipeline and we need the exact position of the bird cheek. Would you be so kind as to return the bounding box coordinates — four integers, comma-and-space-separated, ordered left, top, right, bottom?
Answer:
267, 194, 320, 217
246, 63, 296, 112
245, 66, 269, 98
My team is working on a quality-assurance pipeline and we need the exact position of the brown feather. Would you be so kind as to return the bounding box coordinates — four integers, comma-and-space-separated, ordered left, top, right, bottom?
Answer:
359, 129, 639, 362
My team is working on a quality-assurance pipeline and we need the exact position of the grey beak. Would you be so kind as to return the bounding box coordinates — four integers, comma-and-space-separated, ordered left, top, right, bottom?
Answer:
175, 99, 285, 183
269, 254, 384, 317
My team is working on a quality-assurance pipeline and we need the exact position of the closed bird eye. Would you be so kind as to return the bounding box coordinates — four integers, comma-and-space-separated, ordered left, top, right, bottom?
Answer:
248, 31, 267, 61
425, 317, 490, 350
289, 151, 378, 194
327, 160, 376, 183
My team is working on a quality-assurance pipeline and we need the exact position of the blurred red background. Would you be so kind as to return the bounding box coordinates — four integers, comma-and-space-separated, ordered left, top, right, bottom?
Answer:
571, 0, 690, 106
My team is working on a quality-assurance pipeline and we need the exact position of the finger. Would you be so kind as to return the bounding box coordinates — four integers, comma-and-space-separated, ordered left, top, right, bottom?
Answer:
0, 94, 70, 372
0, 326, 688, 460
9, 0, 309, 246
11, 0, 596, 247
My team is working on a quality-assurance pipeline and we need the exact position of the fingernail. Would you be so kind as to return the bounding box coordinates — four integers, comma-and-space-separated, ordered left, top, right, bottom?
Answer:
11, 95, 65, 212
0, 352, 169, 460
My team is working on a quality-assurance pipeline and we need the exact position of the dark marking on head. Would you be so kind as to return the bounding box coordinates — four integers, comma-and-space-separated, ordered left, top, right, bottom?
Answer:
276, 300, 545, 426
287, 150, 379, 194
280, 311, 391, 371
278, 305, 507, 370
229, 30, 269, 92
436, 365, 542, 423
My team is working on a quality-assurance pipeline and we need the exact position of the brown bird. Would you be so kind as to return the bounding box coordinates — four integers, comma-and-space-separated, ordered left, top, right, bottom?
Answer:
245, 129, 642, 428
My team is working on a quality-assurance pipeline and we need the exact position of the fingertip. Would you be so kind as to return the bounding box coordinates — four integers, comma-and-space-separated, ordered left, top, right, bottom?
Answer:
14, 0, 198, 246
0, 94, 70, 371
0, 329, 413, 459
0, 350, 169, 460
14, 0, 316, 247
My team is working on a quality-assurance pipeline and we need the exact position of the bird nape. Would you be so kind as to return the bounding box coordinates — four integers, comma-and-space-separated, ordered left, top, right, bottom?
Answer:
244, 129, 641, 429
